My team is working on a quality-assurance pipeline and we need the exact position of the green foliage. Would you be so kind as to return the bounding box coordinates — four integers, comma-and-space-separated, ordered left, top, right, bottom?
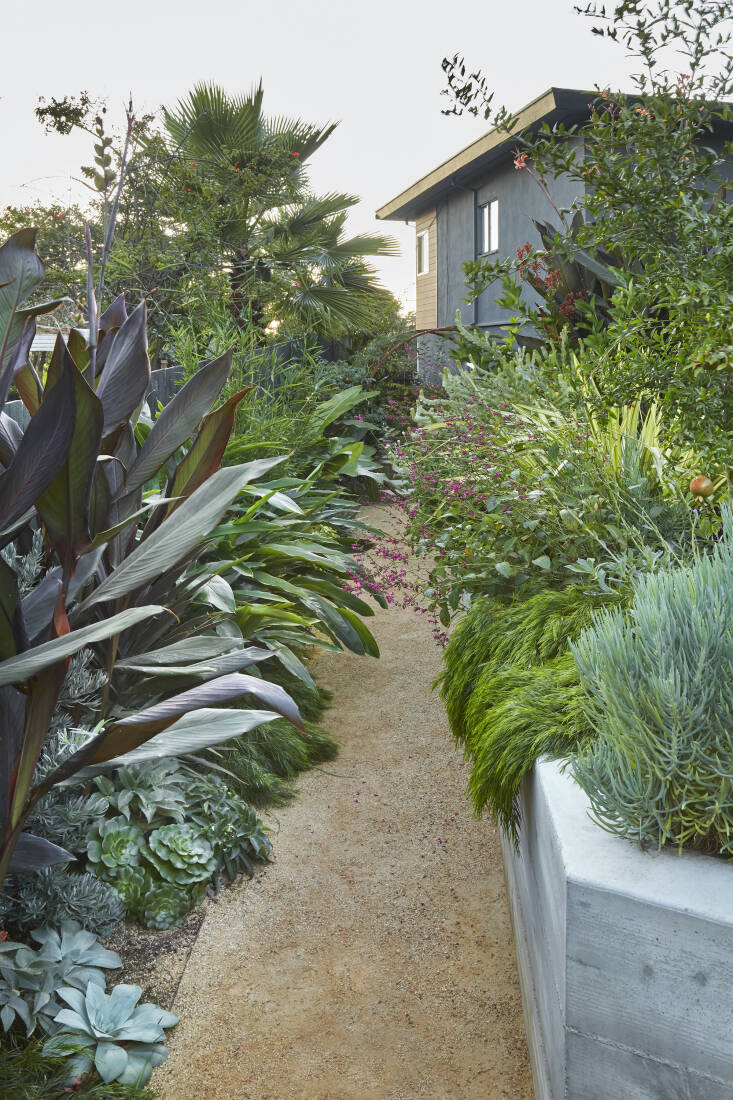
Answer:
312, 304, 417, 427
0, 868, 124, 940
25, 791, 108, 857
0, 202, 92, 323
184, 776, 271, 881
0, 920, 121, 1038
396, 356, 693, 617
205, 719, 338, 807
442, 1, 733, 471
158, 83, 397, 335
80, 761, 271, 928
44, 983, 177, 1086
571, 512, 733, 856
0, 1036, 154, 1099
439, 587, 623, 838
0, 231, 305, 887
138, 881, 205, 932
92, 762, 186, 825
36, 83, 396, 341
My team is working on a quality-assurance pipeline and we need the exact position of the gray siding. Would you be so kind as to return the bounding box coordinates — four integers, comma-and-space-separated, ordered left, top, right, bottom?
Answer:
434, 136, 586, 331
436, 187, 475, 330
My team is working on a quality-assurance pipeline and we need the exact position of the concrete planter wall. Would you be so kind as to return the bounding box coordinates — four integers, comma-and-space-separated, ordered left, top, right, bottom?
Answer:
501, 760, 733, 1100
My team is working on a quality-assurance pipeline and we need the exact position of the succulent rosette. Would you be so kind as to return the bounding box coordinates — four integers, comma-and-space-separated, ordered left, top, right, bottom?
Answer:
141, 881, 207, 931
44, 982, 178, 1086
86, 818, 146, 875
144, 824, 217, 886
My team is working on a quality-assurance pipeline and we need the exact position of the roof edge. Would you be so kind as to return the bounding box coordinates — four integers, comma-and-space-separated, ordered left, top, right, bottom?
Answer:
376, 87, 582, 222
377, 85, 733, 222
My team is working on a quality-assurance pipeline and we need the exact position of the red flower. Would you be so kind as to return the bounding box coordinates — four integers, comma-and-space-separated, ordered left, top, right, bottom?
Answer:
513, 150, 528, 171
290, 151, 300, 157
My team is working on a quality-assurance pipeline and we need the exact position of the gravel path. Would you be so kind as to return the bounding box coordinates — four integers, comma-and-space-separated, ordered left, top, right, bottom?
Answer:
154, 506, 533, 1100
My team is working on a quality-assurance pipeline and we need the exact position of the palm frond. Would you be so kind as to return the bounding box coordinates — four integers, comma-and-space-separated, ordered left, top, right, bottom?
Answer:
311, 234, 400, 270
266, 116, 339, 158
163, 81, 265, 159
267, 193, 360, 238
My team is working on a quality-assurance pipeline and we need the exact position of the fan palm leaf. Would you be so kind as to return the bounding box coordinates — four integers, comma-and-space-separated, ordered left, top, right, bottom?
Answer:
163, 82, 266, 161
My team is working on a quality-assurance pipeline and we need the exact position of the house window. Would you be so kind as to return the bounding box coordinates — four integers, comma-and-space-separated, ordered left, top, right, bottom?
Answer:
416, 229, 429, 275
479, 199, 499, 254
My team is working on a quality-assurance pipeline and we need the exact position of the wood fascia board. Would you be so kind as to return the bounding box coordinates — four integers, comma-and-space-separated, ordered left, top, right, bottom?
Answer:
376, 88, 560, 222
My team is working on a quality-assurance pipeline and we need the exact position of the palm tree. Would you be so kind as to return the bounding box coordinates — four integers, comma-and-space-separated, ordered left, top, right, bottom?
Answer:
162, 82, 397, 334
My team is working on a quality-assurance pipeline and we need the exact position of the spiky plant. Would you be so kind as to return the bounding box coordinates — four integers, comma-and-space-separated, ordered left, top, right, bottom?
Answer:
572, 512, 733, 856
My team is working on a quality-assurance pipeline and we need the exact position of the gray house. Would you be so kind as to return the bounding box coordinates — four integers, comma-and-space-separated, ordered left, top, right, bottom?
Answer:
376, 86, 733, 380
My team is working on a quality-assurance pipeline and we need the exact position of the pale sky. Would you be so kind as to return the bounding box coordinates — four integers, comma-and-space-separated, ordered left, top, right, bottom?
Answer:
1, 0, 639, 312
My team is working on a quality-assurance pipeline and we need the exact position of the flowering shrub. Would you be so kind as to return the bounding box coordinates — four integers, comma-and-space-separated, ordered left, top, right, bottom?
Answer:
345, 516, 450, 647
389, 359, 693, 622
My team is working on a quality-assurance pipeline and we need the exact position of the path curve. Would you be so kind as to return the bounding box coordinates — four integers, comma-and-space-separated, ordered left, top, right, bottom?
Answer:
155, 506, 533, 1100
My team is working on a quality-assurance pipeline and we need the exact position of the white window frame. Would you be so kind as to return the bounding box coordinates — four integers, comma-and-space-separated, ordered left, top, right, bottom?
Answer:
479, 199, 499, 254
416, 229, 429, 275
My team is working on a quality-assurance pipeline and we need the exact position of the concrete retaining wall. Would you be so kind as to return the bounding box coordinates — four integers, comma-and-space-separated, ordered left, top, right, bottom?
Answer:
502, 760, 733, 1100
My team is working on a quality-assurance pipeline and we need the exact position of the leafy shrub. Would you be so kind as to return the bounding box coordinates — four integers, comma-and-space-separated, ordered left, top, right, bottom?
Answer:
25, 792, 108, 858
571, 515, 733, 856
0, 869, 124, 939
185, 776, 271, 881
92, 762, 186, 824
395, 356, 694, 618
204, 718, 338, 807
80, 762, 272, 928
0, 231, 329, 897
44, 983, 177, 1087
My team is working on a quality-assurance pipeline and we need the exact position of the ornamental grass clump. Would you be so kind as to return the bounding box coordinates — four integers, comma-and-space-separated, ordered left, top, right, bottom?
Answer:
571, 512, 733, 856
439, 585, 623, 839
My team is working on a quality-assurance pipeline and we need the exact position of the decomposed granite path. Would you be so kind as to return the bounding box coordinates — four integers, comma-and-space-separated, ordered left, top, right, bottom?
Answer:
154, 506, 533, 1100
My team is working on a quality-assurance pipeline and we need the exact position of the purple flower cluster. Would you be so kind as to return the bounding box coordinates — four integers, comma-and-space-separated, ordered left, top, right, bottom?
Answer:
344, 507, 450, 647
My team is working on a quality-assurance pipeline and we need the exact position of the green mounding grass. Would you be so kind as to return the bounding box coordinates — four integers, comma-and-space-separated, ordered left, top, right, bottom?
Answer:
199, 665, 337, 806
202, 720, 339, 808
438, 585, 626, 842
462, 652, 588, 844
0, 1037, 154, 1099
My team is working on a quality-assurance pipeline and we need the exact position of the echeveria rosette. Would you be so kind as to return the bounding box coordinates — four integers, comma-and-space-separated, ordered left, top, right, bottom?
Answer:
106, 866, 148, 915
87, 817, 146, 875
144, 824, 217, 886
44, 982, 178, 1086
141, 881, 207, 931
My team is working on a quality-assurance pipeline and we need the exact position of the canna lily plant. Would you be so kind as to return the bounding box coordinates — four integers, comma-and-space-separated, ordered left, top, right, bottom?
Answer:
0, 228, 303, 888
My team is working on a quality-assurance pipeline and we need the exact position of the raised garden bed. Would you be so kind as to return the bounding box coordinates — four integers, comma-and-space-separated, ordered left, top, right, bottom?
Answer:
501, 759, 733, 1100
